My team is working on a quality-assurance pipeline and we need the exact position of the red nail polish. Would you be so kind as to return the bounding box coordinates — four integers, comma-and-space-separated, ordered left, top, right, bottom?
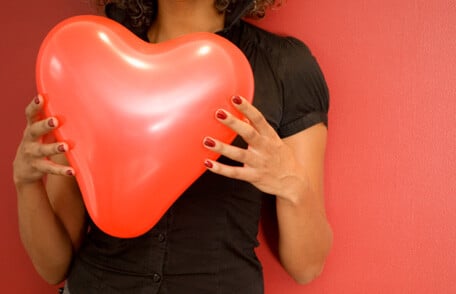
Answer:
66, 170, 74, 176
48, 119, 55, 128
34, 97, 40, 104
204, 138, 216, 148
232, 96, 242, 105
216, 110, 227, 120
204, 160, 213, 169
58, 144, 66, 152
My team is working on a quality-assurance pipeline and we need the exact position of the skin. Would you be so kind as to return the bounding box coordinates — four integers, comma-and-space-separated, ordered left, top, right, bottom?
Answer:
13, 0, 332, 286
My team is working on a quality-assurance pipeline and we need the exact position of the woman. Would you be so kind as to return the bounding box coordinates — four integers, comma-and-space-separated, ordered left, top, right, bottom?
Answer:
13, 0, 333, 293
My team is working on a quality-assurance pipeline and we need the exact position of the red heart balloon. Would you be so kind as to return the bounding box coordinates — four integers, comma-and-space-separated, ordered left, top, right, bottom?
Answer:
36, 15, 254, 238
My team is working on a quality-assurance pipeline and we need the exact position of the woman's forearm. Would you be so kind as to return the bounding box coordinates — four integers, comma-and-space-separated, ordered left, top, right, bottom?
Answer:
16, 181, 74, 285
276, 186, 333, 285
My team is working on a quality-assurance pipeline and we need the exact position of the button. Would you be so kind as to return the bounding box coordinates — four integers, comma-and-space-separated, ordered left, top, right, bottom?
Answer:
157, 233, 166, 242
153, 273, 162, 283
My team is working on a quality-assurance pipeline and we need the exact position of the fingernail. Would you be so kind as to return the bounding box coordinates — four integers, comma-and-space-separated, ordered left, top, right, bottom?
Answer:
232, 95, 242, 105
203, 137, 216, 148
58, 144, 66, 152
48, 118, 55, 128
204, 160, 213, 169
34, 96, 40, 104
66, 169, 74, 176
216, 110, 227, 120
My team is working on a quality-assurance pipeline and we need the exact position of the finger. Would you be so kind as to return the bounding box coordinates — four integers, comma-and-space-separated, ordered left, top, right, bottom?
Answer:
204, 159, 254, 182
32, 158, 74, 177
25, 95, 44, 125
215, 109, 262, 146
34, 142, 68, 158
230, 95, 278, 138
203, 136, 255, 166
27, 117, 59, 140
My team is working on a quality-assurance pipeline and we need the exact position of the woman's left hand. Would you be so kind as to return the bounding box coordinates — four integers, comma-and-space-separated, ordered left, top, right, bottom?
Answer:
203, 95, 305, 201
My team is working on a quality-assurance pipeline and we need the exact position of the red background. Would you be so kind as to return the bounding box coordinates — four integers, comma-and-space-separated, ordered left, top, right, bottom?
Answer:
1, 0, 455, 293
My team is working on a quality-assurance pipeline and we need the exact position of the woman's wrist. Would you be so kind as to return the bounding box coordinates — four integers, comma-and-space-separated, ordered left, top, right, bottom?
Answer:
14, 178, 44, 194
276, 173, 310, 206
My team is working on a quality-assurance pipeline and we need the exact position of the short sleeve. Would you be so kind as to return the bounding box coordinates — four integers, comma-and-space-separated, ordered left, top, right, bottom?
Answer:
276, 37, 329, 138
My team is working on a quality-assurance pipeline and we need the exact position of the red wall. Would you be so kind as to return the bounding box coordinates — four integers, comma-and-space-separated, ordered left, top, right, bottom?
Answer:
1, 2, 95, 292
1, 0, 455, 293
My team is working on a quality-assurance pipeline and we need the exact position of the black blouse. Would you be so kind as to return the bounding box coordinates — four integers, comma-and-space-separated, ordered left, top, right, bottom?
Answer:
66, 14, 329, 294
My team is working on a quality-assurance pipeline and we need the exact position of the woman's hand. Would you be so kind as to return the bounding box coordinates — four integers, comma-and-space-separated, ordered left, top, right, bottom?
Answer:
203, 95, 306, 203
204, 95, 332, 284
13, 95, 74, 185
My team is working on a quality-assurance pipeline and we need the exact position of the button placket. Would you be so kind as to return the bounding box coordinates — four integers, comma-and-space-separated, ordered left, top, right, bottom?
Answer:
147, 211, 171, 289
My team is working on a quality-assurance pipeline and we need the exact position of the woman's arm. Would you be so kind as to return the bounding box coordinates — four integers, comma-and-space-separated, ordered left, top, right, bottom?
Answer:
203, 96, 332, 284
276, 123, 332, 284
14, 96, 86, 284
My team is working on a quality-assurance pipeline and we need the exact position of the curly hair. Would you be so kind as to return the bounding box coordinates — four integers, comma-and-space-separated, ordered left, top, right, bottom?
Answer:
97, 0, 279, 37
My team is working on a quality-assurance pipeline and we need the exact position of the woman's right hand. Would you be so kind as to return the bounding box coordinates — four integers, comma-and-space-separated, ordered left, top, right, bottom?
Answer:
13, 95, 74, 186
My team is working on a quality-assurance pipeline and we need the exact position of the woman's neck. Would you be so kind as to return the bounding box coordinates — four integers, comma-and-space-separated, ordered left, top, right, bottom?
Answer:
148, 0, 225, 43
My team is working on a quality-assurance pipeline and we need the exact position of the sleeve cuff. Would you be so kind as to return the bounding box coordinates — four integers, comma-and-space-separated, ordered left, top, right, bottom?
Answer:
278, 111, 328, 138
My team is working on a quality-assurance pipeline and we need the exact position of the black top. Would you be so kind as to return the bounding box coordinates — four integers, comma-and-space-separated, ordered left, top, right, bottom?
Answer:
66, 13, 329, 294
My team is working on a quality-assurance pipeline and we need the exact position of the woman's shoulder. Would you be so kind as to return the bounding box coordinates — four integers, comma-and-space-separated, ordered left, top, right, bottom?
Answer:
238, 21, 313, 59
236, 21, 325, 92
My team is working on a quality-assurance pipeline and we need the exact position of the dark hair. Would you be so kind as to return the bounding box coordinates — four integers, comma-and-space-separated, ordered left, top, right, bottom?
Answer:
99, 0, 279, 37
